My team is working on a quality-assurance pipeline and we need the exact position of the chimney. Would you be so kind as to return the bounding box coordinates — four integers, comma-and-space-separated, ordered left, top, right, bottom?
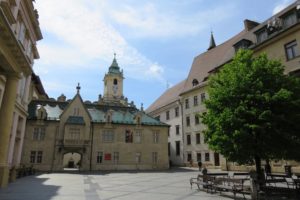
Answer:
244, 19, 260, 31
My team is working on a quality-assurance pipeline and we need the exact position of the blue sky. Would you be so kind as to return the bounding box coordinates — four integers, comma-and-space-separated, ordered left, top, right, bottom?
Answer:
34, 0, 296, 108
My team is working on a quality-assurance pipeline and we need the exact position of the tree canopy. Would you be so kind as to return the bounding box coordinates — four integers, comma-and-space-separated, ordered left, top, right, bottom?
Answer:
201, 49, 300, 167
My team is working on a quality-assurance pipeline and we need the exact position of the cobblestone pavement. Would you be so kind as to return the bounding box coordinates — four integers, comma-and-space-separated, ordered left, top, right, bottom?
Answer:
0, 168, 250, 200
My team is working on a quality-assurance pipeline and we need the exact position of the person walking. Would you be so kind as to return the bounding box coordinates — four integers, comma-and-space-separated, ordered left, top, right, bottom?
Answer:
198, 161, 202, 171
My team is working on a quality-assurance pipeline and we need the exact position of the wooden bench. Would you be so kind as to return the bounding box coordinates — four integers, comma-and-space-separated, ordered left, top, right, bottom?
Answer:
213, 177, 250, 199
207, 172, 228, 177
233, 172, 249, 178
190, 174, 215, 193
265, 173, 292, 188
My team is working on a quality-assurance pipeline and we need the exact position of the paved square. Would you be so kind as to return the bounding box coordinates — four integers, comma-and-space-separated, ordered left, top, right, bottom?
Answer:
0, 168, 250, 200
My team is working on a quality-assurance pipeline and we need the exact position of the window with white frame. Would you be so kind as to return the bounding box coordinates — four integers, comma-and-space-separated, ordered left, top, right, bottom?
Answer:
175, 107, 179, 117
166, 110, 170, 120
135, 131, 142, 143
69, 128, 80, 140
102, 130, 114, 142
285, 40, 299, 60
135, 152, 141, 163
33, 127, 46, 140
30, 151, 36, 163
153, 131, 159, 143
113, 152, 119, 163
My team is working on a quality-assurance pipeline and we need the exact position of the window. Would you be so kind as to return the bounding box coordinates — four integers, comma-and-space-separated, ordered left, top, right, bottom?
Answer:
192, 79, 199, 86
33, 127, 45, 140
186, 116, 190, 127
136, 152, 141, 163
196, 133, 201, 144
69, 128, 80, 140
187, 134, 191, 145
135, 131, 142, 143
205, 152, 210, 161
283, 12, 297, 28
187, 153, 192, 162
197, 153, 202, 162
103, 130, 114, 142
256, 29, 268, 43
152, 152, 158, 164
153, 131, 159, 143
97, 152, 103, 163
285, 40, 299, 60
18, 22, 26, 44
166, 111, 170, 120
175, 107, 179, 117
113, 79, 118, 85
193, 96, 198, 106
30, 151, 36, 163
125, 129, 133, 143
37, 151, 43, 163
176, 141, 180, 156
200, 93, 206, 103
113, 152, 119, 163
73, 108, 80, 116
175, 125, 180, 135
195, 115, 200, 125
185, 99, 189, 109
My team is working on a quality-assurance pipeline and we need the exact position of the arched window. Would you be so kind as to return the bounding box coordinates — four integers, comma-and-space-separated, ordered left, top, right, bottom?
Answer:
192, 79, 199, 86
113, 79, 118, 85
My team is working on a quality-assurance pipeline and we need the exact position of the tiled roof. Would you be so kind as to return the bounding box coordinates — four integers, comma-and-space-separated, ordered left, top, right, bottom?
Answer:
28, 100, 167, 126
181, 29, 256, 95
146, 80, 186, 113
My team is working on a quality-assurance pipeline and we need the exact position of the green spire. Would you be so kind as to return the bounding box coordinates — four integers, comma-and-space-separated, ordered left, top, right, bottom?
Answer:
108, 53, 121, 74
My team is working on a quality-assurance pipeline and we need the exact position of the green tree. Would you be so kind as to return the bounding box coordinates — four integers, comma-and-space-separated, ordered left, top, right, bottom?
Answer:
201, 49, 300, 178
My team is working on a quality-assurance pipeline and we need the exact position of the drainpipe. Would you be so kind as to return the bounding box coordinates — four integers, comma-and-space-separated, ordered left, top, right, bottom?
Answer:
89, 123, 94, 171
179, 99, 185, 166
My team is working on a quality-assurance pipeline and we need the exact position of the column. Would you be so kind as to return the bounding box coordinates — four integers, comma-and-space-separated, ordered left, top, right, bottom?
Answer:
0, 73, 19, 188
23, 75, 31, 105
7, 112, 18, 166
16, 116, 26, 165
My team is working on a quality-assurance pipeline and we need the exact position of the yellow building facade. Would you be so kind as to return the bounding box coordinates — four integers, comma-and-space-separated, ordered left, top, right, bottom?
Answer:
21, 57, 169, 172
0, 0, 42, 187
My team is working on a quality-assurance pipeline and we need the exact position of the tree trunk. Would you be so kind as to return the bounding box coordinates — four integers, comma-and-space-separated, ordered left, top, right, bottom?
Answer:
254, 155, 263, 184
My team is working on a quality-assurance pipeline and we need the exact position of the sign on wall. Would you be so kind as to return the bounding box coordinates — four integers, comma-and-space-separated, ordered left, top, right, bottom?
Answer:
105, 153, 111, 160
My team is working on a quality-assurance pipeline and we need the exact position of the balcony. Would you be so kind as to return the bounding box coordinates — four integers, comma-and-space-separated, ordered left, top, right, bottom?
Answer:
63, 139, 90, 146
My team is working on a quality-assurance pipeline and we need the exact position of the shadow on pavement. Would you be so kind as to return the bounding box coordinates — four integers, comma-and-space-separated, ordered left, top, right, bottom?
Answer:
0, 175, 60, 200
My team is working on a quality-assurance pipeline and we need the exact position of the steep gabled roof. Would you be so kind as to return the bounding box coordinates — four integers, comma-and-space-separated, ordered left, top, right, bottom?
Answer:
181, 29, 256, 95
146, 80, 186, 113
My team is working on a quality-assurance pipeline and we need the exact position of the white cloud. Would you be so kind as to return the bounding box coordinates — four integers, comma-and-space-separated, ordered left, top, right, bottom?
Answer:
273, 0, 295, 15
35, 0, 166, 82
109, 3, 235, 38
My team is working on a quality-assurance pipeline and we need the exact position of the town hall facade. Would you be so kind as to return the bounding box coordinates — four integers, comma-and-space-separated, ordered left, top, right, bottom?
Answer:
21, 56, 169, 171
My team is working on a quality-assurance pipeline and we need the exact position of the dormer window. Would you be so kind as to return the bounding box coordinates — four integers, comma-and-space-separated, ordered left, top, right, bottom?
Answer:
256, 28, 268, 43
282, 11, 297, 28
36, 106, 47, 120
192, 79, 199, 86
106, 110, 113, 123
233, 39, 253, 52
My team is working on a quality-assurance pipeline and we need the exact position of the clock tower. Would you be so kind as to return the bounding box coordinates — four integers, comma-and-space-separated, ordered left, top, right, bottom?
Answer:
103, 54, 124, 102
